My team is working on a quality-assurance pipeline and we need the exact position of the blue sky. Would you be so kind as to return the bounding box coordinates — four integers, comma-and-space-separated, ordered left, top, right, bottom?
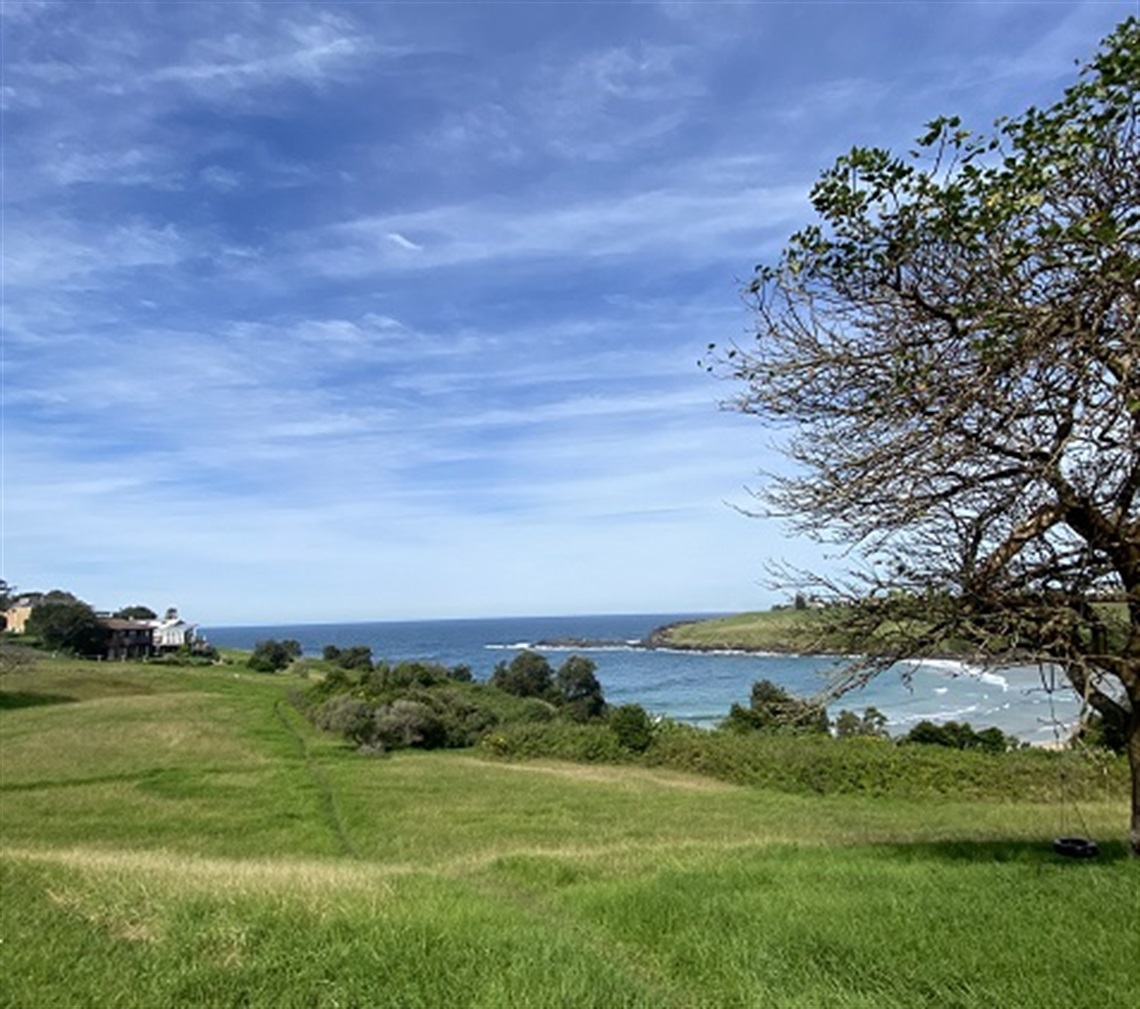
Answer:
1, 1, 1132, 625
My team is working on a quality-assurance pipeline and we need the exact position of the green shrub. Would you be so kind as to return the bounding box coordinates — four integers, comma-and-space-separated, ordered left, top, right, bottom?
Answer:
721, 679, 829, 734
479, 721, 630, 764
312, 695, 375, 746
382, 660, 452, 690
490, 651, 555, 699
903, 720, 1017, 753
25, 598, 109, 657
609, 704, 654, 752
372, 700, 448, 750
448, 663, 474, 683
322, 644, 374, 671
1075, 711, 1127, 753
554, 655, 607, 722
248, 639, 302, 673
833, 706, 889, 738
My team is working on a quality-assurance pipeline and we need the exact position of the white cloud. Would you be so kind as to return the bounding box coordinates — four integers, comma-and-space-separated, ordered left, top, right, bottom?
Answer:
2, 218, 191, 287
386, 231, 422, 252
4, 1, 1125, 622
297, 175, 808, 280
142, 11, 374, 97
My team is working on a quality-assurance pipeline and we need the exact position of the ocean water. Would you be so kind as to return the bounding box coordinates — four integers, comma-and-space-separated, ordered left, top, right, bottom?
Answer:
203, 612, 1081, 745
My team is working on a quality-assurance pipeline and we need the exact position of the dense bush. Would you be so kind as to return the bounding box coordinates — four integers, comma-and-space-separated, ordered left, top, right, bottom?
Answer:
473, 714, 1126, 803
721, 679, 829, 734
490, 651, 554, 699
147, 652, 217, 667
902, 720, 1018, 754
642, 722, 1125, 802
248, 639, 302, 673
554, 655, 607, 722
833, 707, 889, 739
294, 646, 1123, 804
304, 647, 611, 754
609, 704, 654, 752
372, 700, 448, 750
368, 660, 454, 691
1075, 712, 1127, 754
481, 721, 632, 764
312, 694, 375, 745
322, 644, 374, 671
25, 598, 109, 657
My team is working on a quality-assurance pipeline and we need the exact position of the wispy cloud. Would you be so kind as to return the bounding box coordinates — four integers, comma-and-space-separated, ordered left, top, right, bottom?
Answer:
3, 0, 1127, 621
141, 10, 375, 98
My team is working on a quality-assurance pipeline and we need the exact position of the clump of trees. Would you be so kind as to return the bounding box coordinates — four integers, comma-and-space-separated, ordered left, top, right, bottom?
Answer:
248, 638, 302, 673
490, 651, 607, 722
24, 593, 109, 657
722, 679, 830, 734
322, 644, 375, 671
115, 605, 157, 621
901, 720, 1018, 754
609, 704, 655, 752
304, 648, 613, 755
833, 707, 889, 739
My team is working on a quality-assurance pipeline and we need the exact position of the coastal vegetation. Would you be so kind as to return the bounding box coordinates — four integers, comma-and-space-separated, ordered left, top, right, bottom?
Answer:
1, 654, 1136, 1007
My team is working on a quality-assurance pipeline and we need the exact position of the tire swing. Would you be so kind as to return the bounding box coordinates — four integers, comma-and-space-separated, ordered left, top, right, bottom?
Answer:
1042, 663, 1098, 860
1052, 835, 1098, 859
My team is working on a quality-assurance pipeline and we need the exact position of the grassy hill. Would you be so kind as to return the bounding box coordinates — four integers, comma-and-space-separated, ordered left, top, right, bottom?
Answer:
649, 609, 849, 653
2, 654, 1137, 1008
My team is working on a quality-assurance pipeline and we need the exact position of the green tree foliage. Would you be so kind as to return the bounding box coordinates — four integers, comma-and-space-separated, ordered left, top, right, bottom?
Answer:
554, 655, 607, 722
449, 663, 474, 683
709, 20, 1140, 853
322, 644, 374, 671
1077, 711, 1128, 754
722, 679, 829, 734
367, 660, 452, 691
25, 597, 110, 656
247, 638, 302, 673
306, 646, 609, 754
903, 720, 1016, 755
609, 703, 654, 752
115, 605, 157, 621
490, 650, 555, 699
833, 707, 889, 739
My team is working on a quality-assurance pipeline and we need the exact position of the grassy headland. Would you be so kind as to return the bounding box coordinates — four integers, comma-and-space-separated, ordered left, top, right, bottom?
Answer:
649, 603, 1131, 659
1, 653, 1136, 1008
647, 609, 850, 654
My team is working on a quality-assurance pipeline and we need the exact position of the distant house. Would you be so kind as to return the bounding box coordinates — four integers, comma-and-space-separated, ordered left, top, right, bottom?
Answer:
3, 603, 35, 634
5, 596, 203, 660
102, 618, 155, 660
150, 608, 197, 653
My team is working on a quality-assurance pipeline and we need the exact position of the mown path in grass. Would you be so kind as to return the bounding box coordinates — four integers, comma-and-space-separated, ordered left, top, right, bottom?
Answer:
1, 660, 1137, 1008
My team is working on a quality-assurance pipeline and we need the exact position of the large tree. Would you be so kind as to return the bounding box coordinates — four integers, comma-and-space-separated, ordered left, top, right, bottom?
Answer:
25, 597, 110, 657
709, 20, 1139, 852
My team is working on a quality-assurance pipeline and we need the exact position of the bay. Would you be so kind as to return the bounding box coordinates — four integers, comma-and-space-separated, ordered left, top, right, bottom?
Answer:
203, 612, 1081, 744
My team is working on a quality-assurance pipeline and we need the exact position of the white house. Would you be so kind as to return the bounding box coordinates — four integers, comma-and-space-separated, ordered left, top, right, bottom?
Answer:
150, 607, 197, 652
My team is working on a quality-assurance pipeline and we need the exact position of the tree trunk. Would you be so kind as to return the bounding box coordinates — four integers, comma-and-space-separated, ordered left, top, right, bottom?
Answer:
1130, 708, 1140, 858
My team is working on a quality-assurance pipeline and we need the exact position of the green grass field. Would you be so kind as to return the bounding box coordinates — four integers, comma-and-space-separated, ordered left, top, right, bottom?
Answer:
2, 656, 1136, 1008
654, 609, 842, 652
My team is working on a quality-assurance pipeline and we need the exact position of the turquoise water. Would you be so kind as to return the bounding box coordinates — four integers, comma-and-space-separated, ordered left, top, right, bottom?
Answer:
204, 613, 1081, 744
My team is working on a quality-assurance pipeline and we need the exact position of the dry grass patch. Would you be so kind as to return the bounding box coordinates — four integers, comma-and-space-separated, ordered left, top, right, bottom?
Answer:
3, 846, 408, 909
452, 756, 738, 793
